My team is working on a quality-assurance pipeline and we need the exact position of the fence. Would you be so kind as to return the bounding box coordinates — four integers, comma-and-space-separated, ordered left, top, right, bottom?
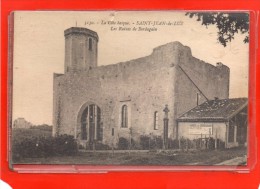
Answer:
78, 135, 226, 151
175, 136, 225, 151
137, 134, 225, 151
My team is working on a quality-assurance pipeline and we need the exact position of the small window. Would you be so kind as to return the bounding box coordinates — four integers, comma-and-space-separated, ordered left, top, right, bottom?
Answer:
154, 111, 159, 130
121, 105, 128, 128
88, 38, 93, 51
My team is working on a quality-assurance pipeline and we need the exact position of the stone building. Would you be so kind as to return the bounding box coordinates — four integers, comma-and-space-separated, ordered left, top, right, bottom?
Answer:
53, 27, 230, 148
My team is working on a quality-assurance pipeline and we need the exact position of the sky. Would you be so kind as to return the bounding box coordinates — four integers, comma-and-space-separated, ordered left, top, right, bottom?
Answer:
12, 11, 249, 125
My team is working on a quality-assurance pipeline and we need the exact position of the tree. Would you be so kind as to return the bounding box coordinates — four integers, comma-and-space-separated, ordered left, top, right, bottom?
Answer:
185, 12, 249, 47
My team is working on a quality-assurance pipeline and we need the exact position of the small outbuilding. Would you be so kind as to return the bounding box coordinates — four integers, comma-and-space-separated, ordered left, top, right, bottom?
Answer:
176, 98, 248, 148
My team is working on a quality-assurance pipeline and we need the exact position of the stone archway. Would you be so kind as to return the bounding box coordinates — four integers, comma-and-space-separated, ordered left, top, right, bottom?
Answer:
78, 103, 102, 144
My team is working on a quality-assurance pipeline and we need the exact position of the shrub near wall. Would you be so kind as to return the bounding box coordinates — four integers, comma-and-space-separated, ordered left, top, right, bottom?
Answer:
53, 134, 78, 155
117, 137, 129, 150
12, 134, 78, 161
174, 137, 226, 150
168, 139, 180, 149
140, 135, 163, 150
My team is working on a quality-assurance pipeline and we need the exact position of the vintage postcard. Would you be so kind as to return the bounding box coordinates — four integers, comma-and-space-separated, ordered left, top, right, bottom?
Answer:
10, 11, 249, 166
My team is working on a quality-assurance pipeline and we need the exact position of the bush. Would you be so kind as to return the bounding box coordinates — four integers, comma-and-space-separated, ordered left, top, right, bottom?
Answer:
179, 137, 188, 151
130, 139, 141, 150
140, 135, 163, 150
12, 134, 78, 161
53, 134, 78, 155
193, 137, 225, 150
151, 136, 163, 149
193, 138, 202, 149
140, 135, 150, 150
216, 139, 226, 149
12, 137, 42, 159
78, 144, 85, 149
168, 139, 179, 149
208, 137, 215, 150
117, 137, 129, 150
95, 142, 111, 150
178, 137, 199, 150
176, 137, 226, 150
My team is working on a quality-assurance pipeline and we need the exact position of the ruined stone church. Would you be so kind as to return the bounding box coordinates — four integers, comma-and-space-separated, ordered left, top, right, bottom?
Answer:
53, 27, 230, 148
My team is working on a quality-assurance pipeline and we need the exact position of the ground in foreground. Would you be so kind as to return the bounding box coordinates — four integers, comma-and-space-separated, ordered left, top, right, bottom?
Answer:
14, 147, 247, 166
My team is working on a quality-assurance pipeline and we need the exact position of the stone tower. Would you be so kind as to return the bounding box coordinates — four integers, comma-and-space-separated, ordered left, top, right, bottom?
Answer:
64, 27, 99, 73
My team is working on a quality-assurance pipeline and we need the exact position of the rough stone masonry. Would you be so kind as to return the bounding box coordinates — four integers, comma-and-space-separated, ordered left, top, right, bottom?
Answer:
53, 27, 230, 148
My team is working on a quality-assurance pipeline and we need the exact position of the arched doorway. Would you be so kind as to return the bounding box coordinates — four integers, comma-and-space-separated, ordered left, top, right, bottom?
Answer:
80, 104, 102, 144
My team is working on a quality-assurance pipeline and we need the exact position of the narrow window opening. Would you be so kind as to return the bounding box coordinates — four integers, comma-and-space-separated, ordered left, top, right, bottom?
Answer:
81, 107, 88, 140
88, 38, 93, 51
121, 105, 128, 128
154, 111, 159, 130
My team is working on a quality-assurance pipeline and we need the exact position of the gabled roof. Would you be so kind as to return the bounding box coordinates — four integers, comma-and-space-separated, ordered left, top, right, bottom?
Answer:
177, 98, 248, 122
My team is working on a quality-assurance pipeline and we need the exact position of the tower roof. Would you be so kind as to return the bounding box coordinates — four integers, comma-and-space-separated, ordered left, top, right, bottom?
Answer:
64, 27, 99, 41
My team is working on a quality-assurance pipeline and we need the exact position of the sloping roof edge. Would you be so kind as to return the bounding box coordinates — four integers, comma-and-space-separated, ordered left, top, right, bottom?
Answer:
177, 98, 248, 122
226, 100, 248, 120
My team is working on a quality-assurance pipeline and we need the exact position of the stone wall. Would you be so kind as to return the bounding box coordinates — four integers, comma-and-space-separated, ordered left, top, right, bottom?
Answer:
172, 44, 230, 138
53, 42, 179, 145
53, 41, 230, 147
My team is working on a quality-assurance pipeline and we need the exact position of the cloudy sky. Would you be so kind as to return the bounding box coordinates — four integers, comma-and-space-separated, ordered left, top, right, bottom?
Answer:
12, 11, 249, 125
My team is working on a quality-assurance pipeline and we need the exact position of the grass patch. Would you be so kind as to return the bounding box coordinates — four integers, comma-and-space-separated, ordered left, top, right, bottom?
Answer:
14, 147, 247, 166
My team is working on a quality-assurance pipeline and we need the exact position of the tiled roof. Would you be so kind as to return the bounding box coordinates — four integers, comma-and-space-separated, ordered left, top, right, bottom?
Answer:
177, 98, 248, 122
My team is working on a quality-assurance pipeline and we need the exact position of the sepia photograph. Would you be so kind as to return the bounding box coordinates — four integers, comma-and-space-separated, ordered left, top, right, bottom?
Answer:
10, 11, 249, 166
